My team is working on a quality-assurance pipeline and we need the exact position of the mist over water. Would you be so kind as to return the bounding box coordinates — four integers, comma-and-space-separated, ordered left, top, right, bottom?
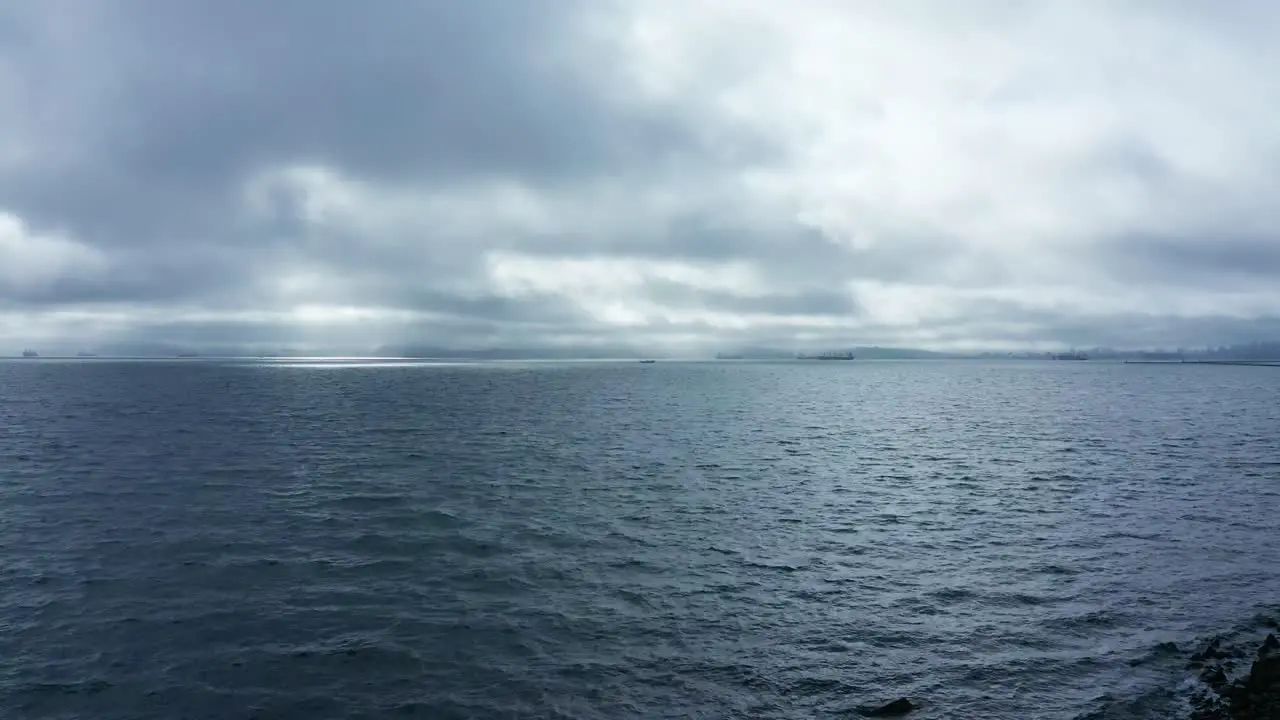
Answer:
1, 359, 1278, 719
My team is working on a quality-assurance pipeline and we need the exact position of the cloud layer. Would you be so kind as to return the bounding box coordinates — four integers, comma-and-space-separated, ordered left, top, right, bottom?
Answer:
3, 0, 1279, 354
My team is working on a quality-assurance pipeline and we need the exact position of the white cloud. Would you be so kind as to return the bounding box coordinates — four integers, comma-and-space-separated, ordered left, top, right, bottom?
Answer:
610, 0, 1280, 256
485, 252, 764, 299
0, 210, 105, 295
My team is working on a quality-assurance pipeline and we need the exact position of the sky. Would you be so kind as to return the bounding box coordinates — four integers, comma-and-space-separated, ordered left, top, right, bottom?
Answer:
2, 0, 1280, 355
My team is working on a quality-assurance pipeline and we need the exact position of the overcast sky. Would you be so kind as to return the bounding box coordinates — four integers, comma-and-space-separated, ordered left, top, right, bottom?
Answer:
3, 0, 1280, 354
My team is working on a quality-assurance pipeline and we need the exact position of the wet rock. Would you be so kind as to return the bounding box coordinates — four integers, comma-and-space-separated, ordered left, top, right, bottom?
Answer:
1190, 632, 1280, 719
1259, 634, 1279, 656
1247, 654, 1280, 687
1202, 667, 1229, 689
1192, 637, 1231, 664
857, 697, 915, 716
1156, 641, 1180, 653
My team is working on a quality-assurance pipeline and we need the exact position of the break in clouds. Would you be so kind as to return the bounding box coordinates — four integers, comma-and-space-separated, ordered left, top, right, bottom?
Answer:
3, 0, 1280, 355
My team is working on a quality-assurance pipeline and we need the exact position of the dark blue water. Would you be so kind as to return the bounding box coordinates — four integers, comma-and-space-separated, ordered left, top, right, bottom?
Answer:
2, 359, 1278, 719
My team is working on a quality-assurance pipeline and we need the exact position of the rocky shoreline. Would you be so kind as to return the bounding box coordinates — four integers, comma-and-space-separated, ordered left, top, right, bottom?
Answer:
1190, 630, 1280, 719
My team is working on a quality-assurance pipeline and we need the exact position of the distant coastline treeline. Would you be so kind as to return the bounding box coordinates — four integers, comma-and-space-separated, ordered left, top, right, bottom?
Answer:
977, 341, 1280, 361
717, 341, 1280, 362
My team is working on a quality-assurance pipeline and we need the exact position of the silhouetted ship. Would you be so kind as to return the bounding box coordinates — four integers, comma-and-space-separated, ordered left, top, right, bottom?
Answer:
1053, 351, 1089, 361
715, 353, 744, 360
797, 350, 856, 360
21, 349, 38, 358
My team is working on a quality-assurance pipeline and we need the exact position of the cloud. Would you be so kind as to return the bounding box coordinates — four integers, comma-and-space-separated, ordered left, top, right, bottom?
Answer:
2, 0, 1279, 353
0, 211, 106, 300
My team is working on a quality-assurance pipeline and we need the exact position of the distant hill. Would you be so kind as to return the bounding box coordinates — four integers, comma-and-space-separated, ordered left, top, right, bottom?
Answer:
983, 342, 1280, 361
847, 346, 961, 360
1189, 341, 1280, 360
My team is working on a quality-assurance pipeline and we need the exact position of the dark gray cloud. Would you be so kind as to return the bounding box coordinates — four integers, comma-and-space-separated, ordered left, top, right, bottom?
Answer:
1102, 234, 1280, 288
105, 0, 727, 189
5, 1, 696, 190
2, 0, 1279, 354
0, 0, 779, 322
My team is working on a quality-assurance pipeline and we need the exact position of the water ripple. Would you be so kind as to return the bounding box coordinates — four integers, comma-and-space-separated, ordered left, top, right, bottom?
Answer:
1, 359, 1278, 719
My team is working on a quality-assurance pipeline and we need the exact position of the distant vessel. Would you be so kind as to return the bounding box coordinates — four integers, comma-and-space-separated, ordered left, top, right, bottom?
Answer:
76, 352, 98, 357
638, 359, 656, 364
21, 349, 38, 358
1054, 351, 1089, 361
176, 353, 199, 358
797, 350, 856, 360
715, 353, 744, 360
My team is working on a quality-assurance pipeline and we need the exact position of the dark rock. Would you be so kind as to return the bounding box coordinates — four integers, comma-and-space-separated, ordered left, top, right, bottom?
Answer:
1193, 637, 1230, 663
857, 698, 915, 716
1156, 641, 1180, 653
1247, 655, 1280, 688
1191, 632, 1280, 719
1260, 634, 1279, 656
1203, 667, 1229, 689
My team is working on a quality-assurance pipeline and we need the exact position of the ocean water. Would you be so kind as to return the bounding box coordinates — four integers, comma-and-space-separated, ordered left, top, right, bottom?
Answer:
1, 358, 1278, 719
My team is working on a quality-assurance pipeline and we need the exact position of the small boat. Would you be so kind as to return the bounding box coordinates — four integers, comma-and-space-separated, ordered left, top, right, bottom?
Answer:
21, 349, 38, 358
638, 359, 656, 364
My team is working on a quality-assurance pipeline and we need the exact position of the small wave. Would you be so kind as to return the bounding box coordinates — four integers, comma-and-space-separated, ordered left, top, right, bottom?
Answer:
1029, 473, 1080, 482
1102, 531, 1163, 541
1041, 610, 1129, 634
929, 587, 977, 602
781, 675, 860, 697
13, 679, 114, 698
325, 493, 411, 511
1073, 687, 1189, 720
989, 591, 1060, 608
607, 558, 660, 572
614, 589, 653, 609
741, 559, 809, 572
1125, 640, 1183, 668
